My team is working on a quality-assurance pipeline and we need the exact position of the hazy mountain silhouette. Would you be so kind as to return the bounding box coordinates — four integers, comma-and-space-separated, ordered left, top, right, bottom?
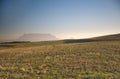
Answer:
17, 33, 58, 42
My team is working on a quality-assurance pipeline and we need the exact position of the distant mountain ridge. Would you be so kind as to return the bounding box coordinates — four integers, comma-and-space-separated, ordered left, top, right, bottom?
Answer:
0, 33, 120, 43
17, 33, 58, 42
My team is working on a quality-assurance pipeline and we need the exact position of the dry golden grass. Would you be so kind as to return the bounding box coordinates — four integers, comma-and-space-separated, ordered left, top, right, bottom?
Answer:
0, 41, 120, 79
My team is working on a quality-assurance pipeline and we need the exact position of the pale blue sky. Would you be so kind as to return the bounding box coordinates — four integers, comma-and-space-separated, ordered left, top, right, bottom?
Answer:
0, 0, 120, 39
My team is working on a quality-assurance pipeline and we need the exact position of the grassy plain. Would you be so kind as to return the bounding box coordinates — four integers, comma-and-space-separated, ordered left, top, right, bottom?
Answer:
0, 34, 120, 79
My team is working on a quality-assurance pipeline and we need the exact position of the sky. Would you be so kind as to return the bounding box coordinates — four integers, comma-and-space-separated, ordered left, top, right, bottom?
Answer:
0, 0, 120, 40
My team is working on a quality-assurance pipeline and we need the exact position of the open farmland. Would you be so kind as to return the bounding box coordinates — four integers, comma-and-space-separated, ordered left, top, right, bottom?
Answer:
0, 34, 120, 79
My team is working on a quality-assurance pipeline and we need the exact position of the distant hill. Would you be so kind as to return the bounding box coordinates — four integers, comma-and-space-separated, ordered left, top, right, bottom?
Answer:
92, 33, 120, 41
64, 33, 120, 43
17, 33, 58, 42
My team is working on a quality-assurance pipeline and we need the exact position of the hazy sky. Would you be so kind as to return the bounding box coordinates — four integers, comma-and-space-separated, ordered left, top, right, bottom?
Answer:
0, 0, 120, 39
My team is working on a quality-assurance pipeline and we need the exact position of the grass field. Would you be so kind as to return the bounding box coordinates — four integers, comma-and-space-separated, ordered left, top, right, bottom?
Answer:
0, 34, 120, 79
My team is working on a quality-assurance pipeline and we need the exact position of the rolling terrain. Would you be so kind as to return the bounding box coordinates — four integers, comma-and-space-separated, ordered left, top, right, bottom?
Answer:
0, 34, 120, 79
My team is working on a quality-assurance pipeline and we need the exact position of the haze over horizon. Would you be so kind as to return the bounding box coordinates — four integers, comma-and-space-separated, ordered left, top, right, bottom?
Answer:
0, 0, 120, 40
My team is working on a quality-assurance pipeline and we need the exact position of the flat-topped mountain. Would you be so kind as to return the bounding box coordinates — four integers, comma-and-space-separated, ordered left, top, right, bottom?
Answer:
17, 33, 58, 42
